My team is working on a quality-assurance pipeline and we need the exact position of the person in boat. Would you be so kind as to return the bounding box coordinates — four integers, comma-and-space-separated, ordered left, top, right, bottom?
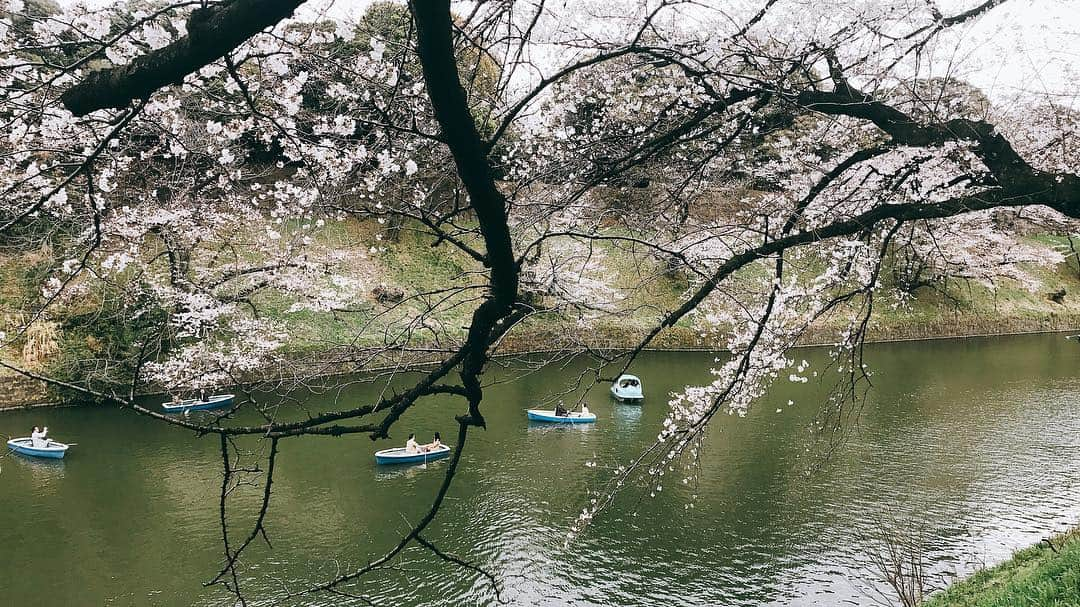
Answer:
580, 404, 590, 416
422, 432, 442, 452
405, 433, 420, 454
30, 426, 48, 448
198, 388, 208, 403
554, 402, 569, 416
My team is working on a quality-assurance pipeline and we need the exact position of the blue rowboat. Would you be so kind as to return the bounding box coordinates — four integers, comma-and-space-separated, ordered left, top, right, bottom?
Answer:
162, 393, 235, 413
526, 409, 597, 423
7, 437, 69, 459
375, 445, 451, 465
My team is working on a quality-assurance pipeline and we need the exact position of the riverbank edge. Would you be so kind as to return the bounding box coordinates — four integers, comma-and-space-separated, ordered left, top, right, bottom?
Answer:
922, 527, 1080, 607
3, 313, 1080, 410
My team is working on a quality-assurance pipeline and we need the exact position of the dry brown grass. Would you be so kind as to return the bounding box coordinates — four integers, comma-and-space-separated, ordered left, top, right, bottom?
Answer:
21, 320, 60, 369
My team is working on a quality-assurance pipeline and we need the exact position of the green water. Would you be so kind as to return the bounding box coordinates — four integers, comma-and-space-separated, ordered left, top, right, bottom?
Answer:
2, 333, 1080, 606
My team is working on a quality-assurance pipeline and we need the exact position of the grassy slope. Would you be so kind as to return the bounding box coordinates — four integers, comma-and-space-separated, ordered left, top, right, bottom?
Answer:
0, 248, 49, 366
863, 252, 1080, 341
5, 222, 1080, 368
924, 529, 1080, 607
262, 225, 1080, 356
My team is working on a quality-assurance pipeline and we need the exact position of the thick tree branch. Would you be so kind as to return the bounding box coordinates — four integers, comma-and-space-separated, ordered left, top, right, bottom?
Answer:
785, 87, 1080, 214
411, 0, 519, 428
60, 0, 307, 116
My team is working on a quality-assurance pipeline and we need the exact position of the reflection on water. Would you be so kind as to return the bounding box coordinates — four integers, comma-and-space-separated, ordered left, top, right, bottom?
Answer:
3, 451, 66, 484
611, 403, 644, 427
525, 420, 598, 434
0, 333, 1079, 606
374, 458, 452, 480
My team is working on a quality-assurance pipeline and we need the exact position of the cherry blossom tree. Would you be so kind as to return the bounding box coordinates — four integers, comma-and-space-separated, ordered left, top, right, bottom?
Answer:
1, 0, 1078, 602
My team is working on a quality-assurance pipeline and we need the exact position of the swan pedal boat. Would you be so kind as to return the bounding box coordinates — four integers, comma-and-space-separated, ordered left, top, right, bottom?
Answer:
610, 374, 644, 402
375, 444, 452, 465
7, 437, 70, 459
526, 409, 597, 423
162, 393, 235, 413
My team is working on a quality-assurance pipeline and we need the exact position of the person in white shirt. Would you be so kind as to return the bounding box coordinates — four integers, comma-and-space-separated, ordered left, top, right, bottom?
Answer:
581, 404, 590, 416
30, 426, 48, 448
405, 433, 420, 454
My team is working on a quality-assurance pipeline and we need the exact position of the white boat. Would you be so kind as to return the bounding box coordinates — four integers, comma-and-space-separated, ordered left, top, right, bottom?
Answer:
526, 409, 597, 423
7, 437, 70, 459
162, 393, 235, 413
610, 374, 644, 402
375, 444, 452, 465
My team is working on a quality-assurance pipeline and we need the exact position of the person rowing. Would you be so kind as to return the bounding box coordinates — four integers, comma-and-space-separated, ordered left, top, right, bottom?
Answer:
554, 402, 569, 416
405, 433, 420, 454
30, 426, 49, 448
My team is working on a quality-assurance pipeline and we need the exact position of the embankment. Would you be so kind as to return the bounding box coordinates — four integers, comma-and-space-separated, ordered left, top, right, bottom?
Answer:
923, 528, 1080, 607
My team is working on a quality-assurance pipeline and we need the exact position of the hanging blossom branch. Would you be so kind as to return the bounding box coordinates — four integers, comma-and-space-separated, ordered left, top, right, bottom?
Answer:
12, 0, 522, 599
578, 220, 902, 533
597, 76, 1078, 387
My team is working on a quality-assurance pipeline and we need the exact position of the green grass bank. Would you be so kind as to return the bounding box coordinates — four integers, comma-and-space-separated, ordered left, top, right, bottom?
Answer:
5, 219, 1080, 403
924, 529, 1080, 607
